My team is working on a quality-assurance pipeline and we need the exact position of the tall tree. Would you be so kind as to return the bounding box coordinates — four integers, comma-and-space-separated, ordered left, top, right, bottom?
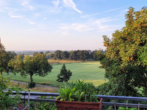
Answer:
45, 51, 50, 56
57, 64, 72, 87
69, 51, 77, 60
98, 7, 147, 96
90, 50, 98, 60
54, 50, 62, 59
19, 54, 24, 60
0, 42, 6, 75
0, 42, 14, 75
9, 54, 53, 83
61, 51, 70, 59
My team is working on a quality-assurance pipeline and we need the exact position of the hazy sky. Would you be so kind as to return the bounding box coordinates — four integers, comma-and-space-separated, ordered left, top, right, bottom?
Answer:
0, 0, 146, 51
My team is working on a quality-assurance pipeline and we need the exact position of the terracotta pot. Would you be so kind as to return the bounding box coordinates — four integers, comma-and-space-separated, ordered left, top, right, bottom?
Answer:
56, 98, 103, 110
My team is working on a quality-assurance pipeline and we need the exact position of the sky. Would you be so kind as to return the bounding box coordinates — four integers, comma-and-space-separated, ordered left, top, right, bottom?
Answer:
0, 0, 146, 51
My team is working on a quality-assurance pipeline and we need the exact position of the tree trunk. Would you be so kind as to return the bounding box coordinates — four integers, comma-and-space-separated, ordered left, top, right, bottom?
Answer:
30, 73, 33, 83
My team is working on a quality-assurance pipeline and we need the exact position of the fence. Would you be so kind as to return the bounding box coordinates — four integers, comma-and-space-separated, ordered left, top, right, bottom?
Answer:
11, 91, 147, 110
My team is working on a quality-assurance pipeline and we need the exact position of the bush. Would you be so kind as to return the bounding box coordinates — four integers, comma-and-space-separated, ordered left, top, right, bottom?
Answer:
28, 96, 57, 110
57, 80, 98, 102
28, 82, 36, 88
0, 75, 21, 109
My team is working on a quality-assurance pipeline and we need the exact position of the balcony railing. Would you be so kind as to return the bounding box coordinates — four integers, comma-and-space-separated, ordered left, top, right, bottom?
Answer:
9, 91, 147, 110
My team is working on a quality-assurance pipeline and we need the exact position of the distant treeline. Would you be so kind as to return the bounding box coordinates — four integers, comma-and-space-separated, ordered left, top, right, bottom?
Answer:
47, 50, 106, 61
7, 50, 106, 61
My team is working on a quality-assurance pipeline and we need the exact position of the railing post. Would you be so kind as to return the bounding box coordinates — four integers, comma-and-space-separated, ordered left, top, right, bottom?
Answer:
138, 102, 140, 110
126, 100, 128, 108
28, 90, 30, 110
114, 101, 116, 110
24, 92, 26, 106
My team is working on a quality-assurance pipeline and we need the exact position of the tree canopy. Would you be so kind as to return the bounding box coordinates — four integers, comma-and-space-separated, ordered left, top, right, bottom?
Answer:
0, 43, 15, 75
57, 64, 72, 83
9, 53, 53, 83
98, 7, 147, 96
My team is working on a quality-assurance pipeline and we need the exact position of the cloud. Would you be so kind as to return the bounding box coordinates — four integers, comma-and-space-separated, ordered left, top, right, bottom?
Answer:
28, 20, 35, 24
43, 17, 47, 19
61, 31, 69, 36
62, 0, 81, 14
0, 0, 5, 6
21, 0, 34, 10
33, 13, 40, 17
81, 7, 123, 18
38, 25, 48, 28
60, 23, 93, 32
52, 0, 60, 8
120, 9, 128, 14
8, 12, 23, 18
60, 17, 118, 32
92, 17, 119, 31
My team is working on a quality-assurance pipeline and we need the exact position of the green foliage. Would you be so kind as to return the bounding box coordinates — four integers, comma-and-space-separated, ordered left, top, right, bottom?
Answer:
69, 80, 98, 102
4, 61, 105, 87
50, 50, 106, 61
57, 64, 72, 83
57, 80, 99, 102
9, 53, 53, 83
118, 107, 137, 110
28, 82, 36, 88
96, 49, 105, 61
57, 87, 76, 101
0, 46, 15, 75
61, 51, 70, 60
54, 50, 62, 59
19, 54, 24, 60
29, 96, 57, 110
99, 7, 147, 97
0, 75, 21, 110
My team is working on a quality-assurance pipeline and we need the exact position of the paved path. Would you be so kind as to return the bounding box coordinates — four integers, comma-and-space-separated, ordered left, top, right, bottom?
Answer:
11, 80, 59, 89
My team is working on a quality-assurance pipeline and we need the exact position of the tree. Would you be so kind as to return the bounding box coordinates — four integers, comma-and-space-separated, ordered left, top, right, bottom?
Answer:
33, 52, 38, 57
0, 44, 14, 75
90, 50, 98, 60
45, 51, 50, 56
57, 64, 72, 87
0, 76, 21, 109
0, 42, 6, 75
98, 7, 147, 96
40, 52, 44, 54
19, 54, 24, 60
96, 49, 105, 61
7, 51, 17, 59
69, 51, 77, 60
61, 51, 70, 59
9, 53, 53, 83
54, 50, 62, 59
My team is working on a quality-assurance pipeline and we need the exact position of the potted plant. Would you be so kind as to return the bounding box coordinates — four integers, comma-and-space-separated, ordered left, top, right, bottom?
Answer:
56, 80, 103, 110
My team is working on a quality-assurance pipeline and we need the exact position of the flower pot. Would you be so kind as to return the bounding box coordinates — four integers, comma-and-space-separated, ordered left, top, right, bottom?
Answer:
56, 98, 103, 110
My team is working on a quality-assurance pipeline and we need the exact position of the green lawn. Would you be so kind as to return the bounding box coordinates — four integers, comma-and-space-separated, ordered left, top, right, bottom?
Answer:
3, 61, 107, 87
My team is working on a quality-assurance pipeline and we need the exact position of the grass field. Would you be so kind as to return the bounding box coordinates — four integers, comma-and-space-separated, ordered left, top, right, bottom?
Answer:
9, 82, 58, 93
48, 59, 83, 64
3, 61, 107, 87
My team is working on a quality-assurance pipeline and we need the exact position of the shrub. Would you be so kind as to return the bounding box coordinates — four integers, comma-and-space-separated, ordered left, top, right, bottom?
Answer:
28, 82, 36, 88
0, 75, 21, 109
29, 96, 57, 110
57, 80, 98, 102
